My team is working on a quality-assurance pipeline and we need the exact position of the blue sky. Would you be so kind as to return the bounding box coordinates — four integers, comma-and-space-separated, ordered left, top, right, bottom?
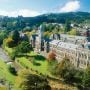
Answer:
0, 0, 89, 17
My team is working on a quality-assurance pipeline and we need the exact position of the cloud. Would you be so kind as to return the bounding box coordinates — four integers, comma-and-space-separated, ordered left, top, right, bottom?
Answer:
0, 9, 41, 17
59, 0, 80, 13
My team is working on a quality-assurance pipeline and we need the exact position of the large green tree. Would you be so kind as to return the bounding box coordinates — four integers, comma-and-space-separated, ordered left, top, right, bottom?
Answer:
0, 30, 9, 45
82, 66, 90, 89
15, 41, 32, 54
23, 26, 32, 32
15, 69, 50, 90
64, 20, 71, 33
12, 30, 20, 44
55, 57, 77, 83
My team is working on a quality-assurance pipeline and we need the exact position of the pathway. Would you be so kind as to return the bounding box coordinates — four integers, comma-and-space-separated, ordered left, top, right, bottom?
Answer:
0, 47, 11, 62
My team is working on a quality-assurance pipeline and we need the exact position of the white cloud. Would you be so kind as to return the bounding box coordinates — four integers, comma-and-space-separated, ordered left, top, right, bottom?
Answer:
0, 9, 41, 17
59, 0, 80, 13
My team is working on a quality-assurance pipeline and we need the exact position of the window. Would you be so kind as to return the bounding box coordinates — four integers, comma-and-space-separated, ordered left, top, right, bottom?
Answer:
84, 61, 86, 65
84, 54, 87, 59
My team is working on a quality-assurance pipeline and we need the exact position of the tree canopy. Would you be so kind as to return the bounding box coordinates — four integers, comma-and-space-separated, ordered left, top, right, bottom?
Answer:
15, 69, 50, 90
82, 66, 90, 89
12, 30, 20, 44
15, 41, 32, 54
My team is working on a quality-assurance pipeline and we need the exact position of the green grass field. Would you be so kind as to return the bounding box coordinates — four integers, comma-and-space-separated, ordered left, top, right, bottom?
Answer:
3, 45, 56, 77
3, 46, 53, 76
0, 60, 15, 84
4, 46, 13, 54
16, 56, 50, 75
0, 87, 7, 90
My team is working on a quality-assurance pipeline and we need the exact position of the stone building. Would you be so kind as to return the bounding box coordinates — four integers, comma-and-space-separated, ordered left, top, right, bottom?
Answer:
49, 40, 90, 69
30, 24, 50, 53
31, 25, 90, 69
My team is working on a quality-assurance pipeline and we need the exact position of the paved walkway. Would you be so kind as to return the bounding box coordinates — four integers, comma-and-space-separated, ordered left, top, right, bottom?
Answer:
0, 47, 11, 62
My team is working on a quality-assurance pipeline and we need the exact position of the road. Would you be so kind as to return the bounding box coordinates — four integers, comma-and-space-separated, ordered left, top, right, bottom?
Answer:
0, 47, 11, 62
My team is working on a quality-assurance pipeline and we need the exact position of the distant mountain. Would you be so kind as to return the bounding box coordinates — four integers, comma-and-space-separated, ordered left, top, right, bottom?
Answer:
23, 12, 90, 26
0, 12, 90, 30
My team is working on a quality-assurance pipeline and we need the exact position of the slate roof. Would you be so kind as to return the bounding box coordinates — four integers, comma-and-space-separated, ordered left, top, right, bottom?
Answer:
50, 40, 78, 50
50, 40, 90, 50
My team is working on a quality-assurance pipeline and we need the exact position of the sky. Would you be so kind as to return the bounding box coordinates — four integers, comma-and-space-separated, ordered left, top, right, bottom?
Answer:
0, 0, 89, 17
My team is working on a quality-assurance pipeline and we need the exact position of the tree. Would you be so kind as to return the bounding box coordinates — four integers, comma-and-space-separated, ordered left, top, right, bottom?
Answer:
12, 30, 20, 44
47, 51, 56, 61
55, 57, 76, 82
15, 69, 50, 90
43, 31, 51, 39
55, 57, 85, 85
15, 41, 32, 54
0, 30, 9, 45
68, 29, 77, 35
82, 66, 90, 89
56, 57, 69, 76
23, 26, 32, 32
48, 60, 58, 75
5, 37, 14, 48
8, 65, 17, 75
21, 34, 29, 42
64, 20, 71, 33
10, 50, 17, 60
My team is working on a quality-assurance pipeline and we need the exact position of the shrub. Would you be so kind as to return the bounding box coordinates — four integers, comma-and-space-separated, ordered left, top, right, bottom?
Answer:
16, 69, 50, 90
47, 51, 56, 61
82, 66, 90, 89
10, 53, 16, 60
5, 37, 14, 48
15, 41, 32, 54
48, 60, 58, 75
8, 65, 17, 75
12, 30, 20, 44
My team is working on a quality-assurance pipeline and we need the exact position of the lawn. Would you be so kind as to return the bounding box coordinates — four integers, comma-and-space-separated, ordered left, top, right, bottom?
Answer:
27, 51, 37, 56
3, 45, 54, 76
17, 57, 50, 75
0, 60, 15, 84
3, 45, 56, 77
0, 87, 7, 90
4, 46, 13, 54
3, 45, 50, 75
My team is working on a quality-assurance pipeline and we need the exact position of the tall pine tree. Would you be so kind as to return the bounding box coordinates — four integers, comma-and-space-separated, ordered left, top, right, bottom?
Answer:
12, 30, 20, 44
64, 20, 71, 33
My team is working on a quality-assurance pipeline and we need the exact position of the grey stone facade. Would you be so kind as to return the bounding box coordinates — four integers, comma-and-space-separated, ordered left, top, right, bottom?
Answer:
31, 25, 90, 69
49, 40, 90, 69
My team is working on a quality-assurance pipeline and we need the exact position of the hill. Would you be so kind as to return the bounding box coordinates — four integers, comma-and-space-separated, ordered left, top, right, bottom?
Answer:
0, 12, 90, 30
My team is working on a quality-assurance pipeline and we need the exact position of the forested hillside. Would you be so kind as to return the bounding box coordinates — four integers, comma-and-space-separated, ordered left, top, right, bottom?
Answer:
0, 12, 90, 31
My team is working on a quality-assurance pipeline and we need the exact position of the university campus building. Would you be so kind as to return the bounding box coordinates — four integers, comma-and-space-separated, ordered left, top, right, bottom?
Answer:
30, 25, 90, 69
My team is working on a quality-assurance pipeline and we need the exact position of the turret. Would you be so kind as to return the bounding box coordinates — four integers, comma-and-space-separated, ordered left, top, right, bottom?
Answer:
38, 24, 45, 51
